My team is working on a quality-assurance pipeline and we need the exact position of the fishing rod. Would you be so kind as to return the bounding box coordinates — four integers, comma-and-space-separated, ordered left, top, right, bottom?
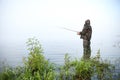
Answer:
60, 27, 79, 32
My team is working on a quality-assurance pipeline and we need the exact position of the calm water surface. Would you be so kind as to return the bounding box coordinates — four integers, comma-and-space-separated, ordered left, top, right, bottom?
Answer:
0, 40, 120, 67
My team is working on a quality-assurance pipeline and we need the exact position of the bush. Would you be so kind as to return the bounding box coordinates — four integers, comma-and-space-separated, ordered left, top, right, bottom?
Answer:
58, 50, 115, 80
0, 38, 55, 80
20, 38, 55, 80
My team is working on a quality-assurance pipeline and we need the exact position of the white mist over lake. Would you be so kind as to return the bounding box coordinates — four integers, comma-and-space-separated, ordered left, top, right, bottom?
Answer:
0, 0, 120, 66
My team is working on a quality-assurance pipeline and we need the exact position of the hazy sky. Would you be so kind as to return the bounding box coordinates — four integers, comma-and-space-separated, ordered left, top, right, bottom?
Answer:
0, 0, 120, 66
0, 0, 120, 52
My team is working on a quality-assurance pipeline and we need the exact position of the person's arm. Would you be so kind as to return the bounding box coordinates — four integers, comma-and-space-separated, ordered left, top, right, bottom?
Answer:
80, 27, 88, 35
77, 27, 87, 35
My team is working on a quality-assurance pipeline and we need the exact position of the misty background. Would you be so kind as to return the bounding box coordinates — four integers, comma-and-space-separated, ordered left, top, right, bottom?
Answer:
0, 0, 120, 66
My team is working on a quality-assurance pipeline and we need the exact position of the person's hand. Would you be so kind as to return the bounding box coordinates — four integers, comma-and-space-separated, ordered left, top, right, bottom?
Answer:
77, 32, 80, 35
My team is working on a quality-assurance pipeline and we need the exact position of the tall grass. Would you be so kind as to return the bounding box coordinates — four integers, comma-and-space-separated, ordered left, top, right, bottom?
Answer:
0, 38, 119, 80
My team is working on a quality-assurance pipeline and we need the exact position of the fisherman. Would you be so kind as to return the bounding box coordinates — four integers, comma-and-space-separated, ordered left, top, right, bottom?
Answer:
77, 19, 92, 59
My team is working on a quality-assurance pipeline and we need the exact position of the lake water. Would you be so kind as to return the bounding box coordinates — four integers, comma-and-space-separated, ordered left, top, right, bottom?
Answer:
0, 39, 120, 68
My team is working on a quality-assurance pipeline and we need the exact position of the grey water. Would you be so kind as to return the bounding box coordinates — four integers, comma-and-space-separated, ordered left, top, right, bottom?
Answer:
0, 39, 120, 67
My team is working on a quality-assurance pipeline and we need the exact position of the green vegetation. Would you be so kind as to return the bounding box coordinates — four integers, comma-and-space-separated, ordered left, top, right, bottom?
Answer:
0, 38, 55, 80
0, 38, 120, 80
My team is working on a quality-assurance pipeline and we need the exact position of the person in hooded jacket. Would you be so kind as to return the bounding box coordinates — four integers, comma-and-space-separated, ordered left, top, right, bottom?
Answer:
77, 19, 92, 59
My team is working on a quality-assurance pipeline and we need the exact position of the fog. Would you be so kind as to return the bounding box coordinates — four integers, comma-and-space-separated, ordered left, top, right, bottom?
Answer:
0, 0, 120, 65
